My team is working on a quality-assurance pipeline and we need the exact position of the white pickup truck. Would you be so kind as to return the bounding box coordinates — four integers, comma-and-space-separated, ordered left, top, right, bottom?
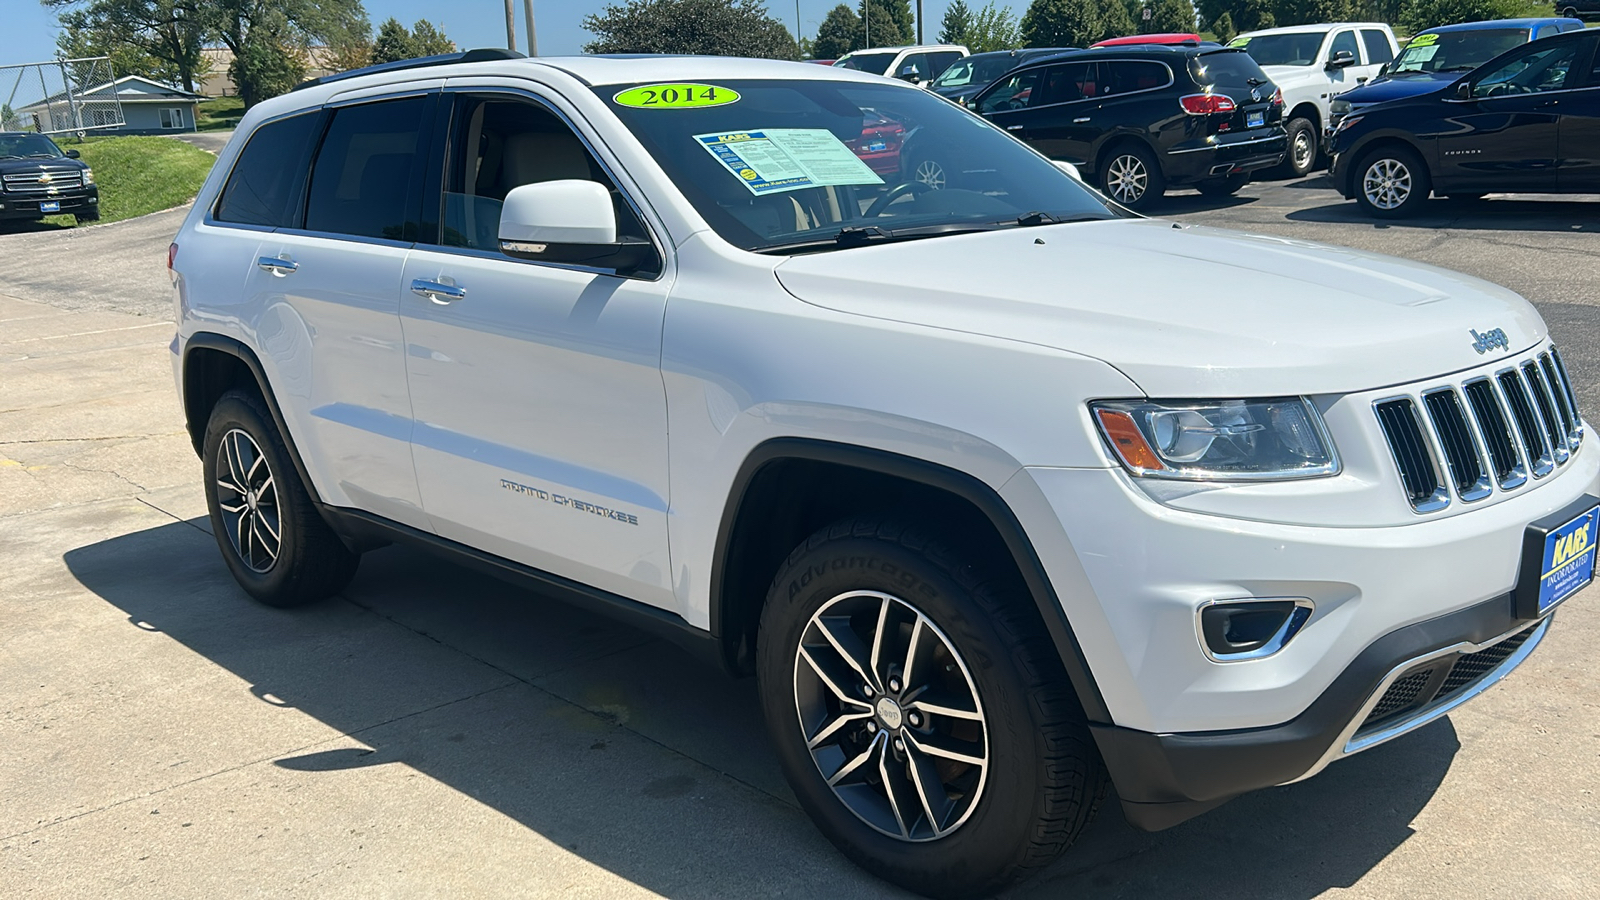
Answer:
1232, 23, 1399, 176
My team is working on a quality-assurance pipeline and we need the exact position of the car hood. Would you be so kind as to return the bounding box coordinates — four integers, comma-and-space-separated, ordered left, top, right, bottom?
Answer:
0, 157, 87, 172
1341, 72, 1458, 105
772, 219, 1545, 396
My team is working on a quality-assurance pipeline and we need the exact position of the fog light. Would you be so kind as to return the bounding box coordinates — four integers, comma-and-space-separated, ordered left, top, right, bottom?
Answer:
1199, 599, 1313, 662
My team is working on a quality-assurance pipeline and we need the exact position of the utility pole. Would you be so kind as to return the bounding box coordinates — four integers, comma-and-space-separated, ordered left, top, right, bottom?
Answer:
504, 0, 518, 52
916, 0, 922, 44
523, 0, 538, 55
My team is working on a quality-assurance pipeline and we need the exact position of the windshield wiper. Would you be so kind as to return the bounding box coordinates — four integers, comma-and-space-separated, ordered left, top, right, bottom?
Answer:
757, 222, 1008, 255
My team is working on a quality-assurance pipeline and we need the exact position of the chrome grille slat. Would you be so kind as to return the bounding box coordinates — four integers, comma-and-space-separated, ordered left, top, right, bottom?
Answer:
2, 169, 84, 194
1378, 345, 1579, 511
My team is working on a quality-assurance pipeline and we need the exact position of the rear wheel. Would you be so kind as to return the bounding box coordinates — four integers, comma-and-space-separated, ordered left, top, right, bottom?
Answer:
1196, 174, 1250, 197
1562, 6, 1580, 18
1353, 145, 1431, 218
1276, 116, 1319, 177
757, 519, 1104, 899
1099, 143, 1164, 210
202, 390, 359, 607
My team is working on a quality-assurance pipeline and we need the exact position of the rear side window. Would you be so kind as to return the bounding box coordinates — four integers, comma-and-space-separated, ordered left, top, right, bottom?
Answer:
1361, 30, 1394, 64
978, 68, 1046, 113
214, 112, 322, 228
1330, 30, 1360, 62
305, 97, 427, 241
1038, 63, 1094, 104
1103, 61, 1171, 95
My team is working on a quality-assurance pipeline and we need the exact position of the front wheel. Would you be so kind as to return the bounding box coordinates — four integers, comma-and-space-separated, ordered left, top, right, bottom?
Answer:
1353, 145, 1431, 218
1099, 143, 1164, 210
757, 519, 1104, 899
202, 389, 359, 607
1276, 116, 1319, 177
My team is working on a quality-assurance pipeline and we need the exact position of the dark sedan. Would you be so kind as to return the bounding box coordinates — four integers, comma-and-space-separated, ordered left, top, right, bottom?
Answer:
1330, 28, 1600, 216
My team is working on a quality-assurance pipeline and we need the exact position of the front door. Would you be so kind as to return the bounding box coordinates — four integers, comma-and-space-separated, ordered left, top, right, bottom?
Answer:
401, 89, 676, 608
1435, 39, 1582, 193
1010, 62, 1101, 166
1557, 38, 1600, 191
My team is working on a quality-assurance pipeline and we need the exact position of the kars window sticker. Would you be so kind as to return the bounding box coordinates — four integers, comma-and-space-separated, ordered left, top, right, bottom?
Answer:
695, 129, 885, 196
1404, 45, 1440, 63
613, 83, 741, 109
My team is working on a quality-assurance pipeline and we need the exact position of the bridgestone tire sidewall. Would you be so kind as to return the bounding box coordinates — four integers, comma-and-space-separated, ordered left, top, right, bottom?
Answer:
756, 535, 1053, 899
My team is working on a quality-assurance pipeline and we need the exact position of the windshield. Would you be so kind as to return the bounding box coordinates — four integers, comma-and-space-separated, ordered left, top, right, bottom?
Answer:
600, 79, 1120, 253
931, 54, 1027, 88
0, 133, 65, 159
1236, 32, 1326, 66
834, 53, 896, 75
1390, 29, 1528, 74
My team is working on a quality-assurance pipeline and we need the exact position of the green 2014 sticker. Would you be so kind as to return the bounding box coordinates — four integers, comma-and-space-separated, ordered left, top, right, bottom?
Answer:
613, 83, 740, 109
1408, 33, 1439, 47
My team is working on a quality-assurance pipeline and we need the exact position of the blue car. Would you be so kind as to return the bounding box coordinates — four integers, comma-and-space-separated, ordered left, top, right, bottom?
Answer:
1324, 18, 1585, 141
1329, 27, 1600, 216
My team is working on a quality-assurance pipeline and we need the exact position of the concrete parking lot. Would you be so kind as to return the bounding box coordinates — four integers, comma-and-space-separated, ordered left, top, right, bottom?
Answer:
2, 179, 1598, 898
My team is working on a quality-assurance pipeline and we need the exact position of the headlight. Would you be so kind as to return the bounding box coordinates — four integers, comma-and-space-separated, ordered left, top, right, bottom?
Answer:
82, 168, 94, 185
1330, 98, 1351, 117
1334, 114, 1364, 135
1092, 398, 1339, 481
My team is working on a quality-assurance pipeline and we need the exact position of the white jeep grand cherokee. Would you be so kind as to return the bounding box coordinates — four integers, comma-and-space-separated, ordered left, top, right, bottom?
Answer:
169, 50, 1598, 898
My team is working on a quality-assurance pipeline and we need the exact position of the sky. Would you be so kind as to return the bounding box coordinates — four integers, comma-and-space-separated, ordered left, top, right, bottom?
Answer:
0, 0, 1000, 71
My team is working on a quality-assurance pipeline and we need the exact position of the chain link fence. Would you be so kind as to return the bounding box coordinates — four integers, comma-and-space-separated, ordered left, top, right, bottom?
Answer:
1, 58, 124, 135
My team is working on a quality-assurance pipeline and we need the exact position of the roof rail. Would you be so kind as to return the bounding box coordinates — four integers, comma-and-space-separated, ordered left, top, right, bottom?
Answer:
290, 47, 527, 94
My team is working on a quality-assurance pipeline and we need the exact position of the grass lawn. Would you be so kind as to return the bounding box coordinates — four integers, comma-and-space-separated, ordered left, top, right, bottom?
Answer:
39, 135, 215, 228
197, 96, 244, 132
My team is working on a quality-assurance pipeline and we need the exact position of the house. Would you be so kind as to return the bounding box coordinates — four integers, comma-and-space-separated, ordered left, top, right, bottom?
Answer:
15, 75, 205, 135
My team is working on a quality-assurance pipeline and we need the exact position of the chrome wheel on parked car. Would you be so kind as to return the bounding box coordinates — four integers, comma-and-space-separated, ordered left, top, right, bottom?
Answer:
912, 157, 947, 190
215, 428, 281, 573
1354, 146, 1430, 218
1104, 152, 1149, 205
794, 590, 989, 841
1362, 158, 1412, 211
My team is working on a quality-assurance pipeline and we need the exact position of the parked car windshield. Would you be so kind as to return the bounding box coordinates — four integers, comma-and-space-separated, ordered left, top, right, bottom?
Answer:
600, 79, 1121, 253
833, 53, 896, 75
1390, 29, 1529, 74
1236, 32, 1327, 66
0, 133, 65, 159
932, 54, 1031, 88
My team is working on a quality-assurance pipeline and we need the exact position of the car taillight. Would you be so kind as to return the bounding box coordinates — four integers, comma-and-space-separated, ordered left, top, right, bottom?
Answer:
168, 242, 178, 269
1179, 93, 1236, 115
1270, 87, 1283, 107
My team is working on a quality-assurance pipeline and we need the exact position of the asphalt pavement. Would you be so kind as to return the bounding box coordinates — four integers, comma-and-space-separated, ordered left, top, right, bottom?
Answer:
1, 177, 1598, 898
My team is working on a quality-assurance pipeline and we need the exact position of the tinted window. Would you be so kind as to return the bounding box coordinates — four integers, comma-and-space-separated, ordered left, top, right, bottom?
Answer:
436, 95, 645, 252
928, 51, 963, 77
1330, 30, 1359, 62
1104, 61, 1170, 94
304, 97, 426, 240
1471, 42, 1580, 98
1038, 63, 1093, 104
1239, 32, 1325, 66
1392, 29, 1529, 75
979, 68, 1046, 112
835, 53, 895, 75
214, 111, 322, 228
897, 53, 932, 80
1192, 49, 1274, 89
1361, 30, 1394, 64
932, 53, 1027, 88
0, 132, 66, 159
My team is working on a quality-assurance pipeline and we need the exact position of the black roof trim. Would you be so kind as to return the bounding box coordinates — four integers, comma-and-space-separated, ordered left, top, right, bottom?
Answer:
290, 48, 527, 94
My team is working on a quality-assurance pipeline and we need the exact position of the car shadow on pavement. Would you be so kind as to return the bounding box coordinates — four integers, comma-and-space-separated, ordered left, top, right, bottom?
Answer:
1286, 198, 1600, 234
1149, 193, 1259, 215
65, 520, 1457, 899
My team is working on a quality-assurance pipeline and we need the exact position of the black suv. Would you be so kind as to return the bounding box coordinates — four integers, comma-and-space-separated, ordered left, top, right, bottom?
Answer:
1330, 28, 1600, 217
909, 45, 1285, 209
1559, 0, 1599, 21
0, 132, 99, 227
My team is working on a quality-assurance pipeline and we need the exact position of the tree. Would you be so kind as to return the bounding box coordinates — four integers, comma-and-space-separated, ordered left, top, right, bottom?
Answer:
1397, 0, 1525, 31
1233, 0, 1274, 30
1021, 0, 1101, 49
1150, 0, 1194, 32
1210, 9, 1235, 42
966, 2, 1023, 52
323, 14, 374, 72
938, 0, 974, 44
410, 19, 456, 56
202, 0, 369, 107
1098, 0, 1136, 41
858, 0, 909, 48
1272, 0, 1349, 26
876, 0, 915, 42
583, 0, 798, 59
815, 3, 859, 57
44, 0, 211, 93
371, 17, 418, 63
227, 9, 305, 105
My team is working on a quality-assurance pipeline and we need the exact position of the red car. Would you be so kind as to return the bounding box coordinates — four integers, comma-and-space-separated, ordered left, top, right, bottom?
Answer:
1090, 33, 1203, 48
853, 109, 905, 177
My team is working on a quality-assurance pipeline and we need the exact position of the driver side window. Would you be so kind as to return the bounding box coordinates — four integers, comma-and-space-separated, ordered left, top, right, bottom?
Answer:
1471, 43, 1579, 98
979, 69, 1044, 114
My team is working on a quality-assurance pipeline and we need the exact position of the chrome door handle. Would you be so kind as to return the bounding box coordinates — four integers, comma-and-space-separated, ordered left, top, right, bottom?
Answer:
411, 278, 466, 304
1073, 117, 1091, 123
1005, 124, 1025, 131
257, 256, 297, 276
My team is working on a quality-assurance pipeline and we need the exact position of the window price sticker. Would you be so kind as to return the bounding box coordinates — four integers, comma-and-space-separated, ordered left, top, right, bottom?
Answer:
695, 128, 884, 196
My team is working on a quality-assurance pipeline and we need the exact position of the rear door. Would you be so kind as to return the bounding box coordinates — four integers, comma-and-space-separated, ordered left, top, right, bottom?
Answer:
1002, 62, 1100, 164
1437, 39, 1582, 193
1557, 35, 1600, 191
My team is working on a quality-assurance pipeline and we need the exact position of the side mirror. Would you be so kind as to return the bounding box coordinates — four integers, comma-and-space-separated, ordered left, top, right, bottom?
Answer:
65, 149, 80, 159
498, 180, 656, 276
1376, 62, 1389, 78
1454, 81, 1472, 101
897, 67, 923, 84
1053, 160, 1084, 181
1326, 49, 1356, 69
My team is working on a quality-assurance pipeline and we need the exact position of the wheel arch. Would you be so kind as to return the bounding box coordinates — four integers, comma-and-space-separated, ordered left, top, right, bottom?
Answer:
1093, 131, 1159, 176
709, 437, 1112, 724
1287, 102, 1321, 131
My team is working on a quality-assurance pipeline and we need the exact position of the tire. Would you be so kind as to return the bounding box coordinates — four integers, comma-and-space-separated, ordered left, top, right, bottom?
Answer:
1562, 6, 1579, 18
1196, 173, 1250, 197
1276, 116, 1319, 178
908, 152, 950, 191
757, 518, 1105, 899
1099, 142, 1164, 211
202, 389, 359, 607
1352, 145, 1431, 218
